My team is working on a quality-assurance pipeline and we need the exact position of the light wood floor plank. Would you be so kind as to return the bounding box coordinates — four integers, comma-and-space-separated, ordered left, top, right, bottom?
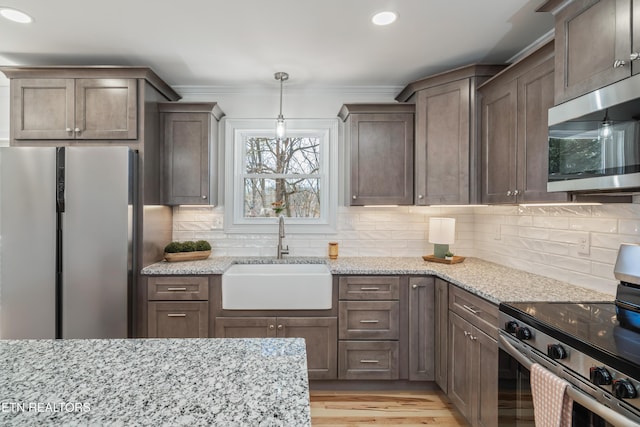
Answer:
310, 390, 468, 426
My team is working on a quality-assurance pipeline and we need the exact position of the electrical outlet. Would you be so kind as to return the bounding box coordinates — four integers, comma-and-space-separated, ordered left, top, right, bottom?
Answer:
577, 232, 590, 255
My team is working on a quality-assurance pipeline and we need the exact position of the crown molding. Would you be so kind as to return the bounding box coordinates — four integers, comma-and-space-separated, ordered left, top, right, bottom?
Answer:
173, 84, 404, 97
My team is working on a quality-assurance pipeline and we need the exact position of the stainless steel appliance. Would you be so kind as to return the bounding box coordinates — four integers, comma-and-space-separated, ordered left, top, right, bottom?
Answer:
548, 73, 640, 193
0, 146, 135, 339
498, 245, 640, 426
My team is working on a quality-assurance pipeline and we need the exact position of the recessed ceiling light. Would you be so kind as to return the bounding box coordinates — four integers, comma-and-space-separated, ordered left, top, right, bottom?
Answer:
372, 11, 397, 26
0, 7, 33, 24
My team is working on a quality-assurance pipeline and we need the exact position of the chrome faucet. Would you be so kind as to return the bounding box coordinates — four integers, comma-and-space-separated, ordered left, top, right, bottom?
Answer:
277, 215, 289, 259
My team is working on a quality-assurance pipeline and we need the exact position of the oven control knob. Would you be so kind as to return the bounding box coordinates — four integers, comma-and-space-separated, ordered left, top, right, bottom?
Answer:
590, 367, 612, 386
516, 327, 532, 340
547, 344, 567, 360
504, 321, 519, 333
613, 379, 638, 399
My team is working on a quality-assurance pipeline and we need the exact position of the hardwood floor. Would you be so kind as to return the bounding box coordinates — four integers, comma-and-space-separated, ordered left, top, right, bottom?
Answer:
310, 390, 468, 426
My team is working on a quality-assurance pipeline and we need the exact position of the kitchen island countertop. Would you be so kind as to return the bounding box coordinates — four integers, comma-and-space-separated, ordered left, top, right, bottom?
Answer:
141, 256, 613, 304
0, 338, 310, 426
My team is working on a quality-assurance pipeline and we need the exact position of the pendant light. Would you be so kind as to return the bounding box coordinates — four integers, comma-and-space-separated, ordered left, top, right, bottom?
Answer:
599, 109, 613, 140
274, 72, 289, 141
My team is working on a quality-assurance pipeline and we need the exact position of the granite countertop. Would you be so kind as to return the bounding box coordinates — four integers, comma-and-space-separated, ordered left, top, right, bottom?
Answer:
0, 338, 310, 426
141, 256, 613, 305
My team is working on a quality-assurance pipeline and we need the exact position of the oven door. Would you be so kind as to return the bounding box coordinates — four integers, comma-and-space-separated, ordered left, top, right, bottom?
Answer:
498, 331, 631, 427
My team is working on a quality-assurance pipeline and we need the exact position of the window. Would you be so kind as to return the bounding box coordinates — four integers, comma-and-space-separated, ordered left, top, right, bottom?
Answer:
224, 119, 338, 233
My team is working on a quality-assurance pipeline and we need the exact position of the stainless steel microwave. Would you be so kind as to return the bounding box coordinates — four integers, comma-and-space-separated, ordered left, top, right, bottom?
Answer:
548, 73, 640, 193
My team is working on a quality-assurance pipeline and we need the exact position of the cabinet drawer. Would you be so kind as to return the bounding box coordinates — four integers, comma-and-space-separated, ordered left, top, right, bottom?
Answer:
147, 276, 209, 301
338, 341, 399, 380
339, 301, 399, 340
449, 285, 498, 338
339, 276, 400, 300
147, 301, 208, 338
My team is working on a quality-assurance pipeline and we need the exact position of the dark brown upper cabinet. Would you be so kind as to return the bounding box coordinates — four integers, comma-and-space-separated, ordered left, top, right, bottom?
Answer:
479, 41, 569, 204
339, 104, 415, 206
397, 65, 504, 205
540, 0, 638, 104
1, 67, 179, 143
159, 103, 224, 206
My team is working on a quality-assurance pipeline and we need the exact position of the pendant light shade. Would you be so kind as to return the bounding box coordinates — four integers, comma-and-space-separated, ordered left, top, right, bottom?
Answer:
274, 72, 289, 141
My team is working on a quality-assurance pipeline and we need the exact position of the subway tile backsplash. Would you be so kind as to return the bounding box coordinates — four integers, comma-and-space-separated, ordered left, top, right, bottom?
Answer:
173, 203, 640, 296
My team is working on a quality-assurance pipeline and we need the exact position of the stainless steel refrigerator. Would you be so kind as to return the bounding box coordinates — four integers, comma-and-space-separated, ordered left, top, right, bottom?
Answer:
0, 146, 135, 339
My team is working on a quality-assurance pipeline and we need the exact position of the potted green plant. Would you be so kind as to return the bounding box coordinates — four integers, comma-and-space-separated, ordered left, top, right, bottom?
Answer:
444, 251, 454, 261
164, 240, 212, 262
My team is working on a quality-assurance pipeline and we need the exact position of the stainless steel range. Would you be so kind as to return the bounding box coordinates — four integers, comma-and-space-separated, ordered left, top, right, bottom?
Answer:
498, 244, 640, 426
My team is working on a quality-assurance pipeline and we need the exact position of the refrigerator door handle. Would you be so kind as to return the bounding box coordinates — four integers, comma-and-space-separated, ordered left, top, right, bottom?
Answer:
56, 147, 65, 213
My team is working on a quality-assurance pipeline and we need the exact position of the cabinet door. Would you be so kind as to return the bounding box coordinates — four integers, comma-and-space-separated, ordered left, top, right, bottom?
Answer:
517, 57, 569, 203
480, 80, 518, 204
148, 301, 208, 338
162, 112, 210, 205
350, 113, 414, 205
408, 277, 435, 381
415, 79, 470, 205
475, 328, 498, 427
434, 278, 449, 392
278, 317, 338, 380
11, 78, 75, 140
214, 317, 277, 338
75, 78, 137, 139
554, 0, 631, 104
448, 312, 473, 422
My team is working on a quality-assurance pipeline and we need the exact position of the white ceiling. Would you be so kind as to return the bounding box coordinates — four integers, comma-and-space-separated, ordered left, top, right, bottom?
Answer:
0, 0, 553, 89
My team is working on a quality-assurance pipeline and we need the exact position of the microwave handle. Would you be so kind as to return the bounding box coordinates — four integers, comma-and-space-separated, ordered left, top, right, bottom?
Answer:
498, 332, 637, 427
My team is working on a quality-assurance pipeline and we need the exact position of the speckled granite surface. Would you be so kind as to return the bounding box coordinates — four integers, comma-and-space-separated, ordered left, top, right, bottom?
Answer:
141, 256, 613, 304
0, 338, 310, 426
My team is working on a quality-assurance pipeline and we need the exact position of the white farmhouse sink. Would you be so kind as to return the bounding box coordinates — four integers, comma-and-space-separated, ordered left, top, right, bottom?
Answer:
222, 263, 332, 310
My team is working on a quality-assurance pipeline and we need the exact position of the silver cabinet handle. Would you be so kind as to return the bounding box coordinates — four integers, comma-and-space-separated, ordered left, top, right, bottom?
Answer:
412, 284, 419, 289
631, 52, 640, 61
360, 360, 379, 364
513, 190, 520, 196
277, 324, 283, 330
269, 324, 275, 330
167, 313, 186, 317
463, 304, 481, 315
352, 195, 357, 199
74, 127, 81, 133
470, 335, 477, 341
506, 190, 512, 196
66, 127, 72, 132
417, 194, 424, 199
359, 320, 379, 324
613, 59, 627, 68
360, 287, 379, 291
464, 331, 471, 337
202, 195, 207, 199
167, 287, 187, 291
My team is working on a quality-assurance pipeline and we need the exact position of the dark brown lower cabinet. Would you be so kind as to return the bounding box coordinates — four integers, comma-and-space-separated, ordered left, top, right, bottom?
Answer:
147, 301, 208, 338
214, 316, 337, 380
448, 311, 498, 427
434, 278, 449, 391
408, 276, 435, 381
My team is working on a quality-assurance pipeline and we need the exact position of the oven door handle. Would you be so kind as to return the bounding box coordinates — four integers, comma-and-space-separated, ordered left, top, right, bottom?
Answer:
498, 332, 637, 427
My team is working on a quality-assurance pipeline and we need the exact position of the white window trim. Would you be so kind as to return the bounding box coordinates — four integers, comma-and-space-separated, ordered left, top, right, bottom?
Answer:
224, 118, 338, 234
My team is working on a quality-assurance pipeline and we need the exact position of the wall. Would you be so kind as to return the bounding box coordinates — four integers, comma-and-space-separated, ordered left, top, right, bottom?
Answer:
175, 203, 640, 297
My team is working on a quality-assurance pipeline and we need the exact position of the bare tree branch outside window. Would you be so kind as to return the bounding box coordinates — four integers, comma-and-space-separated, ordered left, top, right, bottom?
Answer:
243, 136, 321, 218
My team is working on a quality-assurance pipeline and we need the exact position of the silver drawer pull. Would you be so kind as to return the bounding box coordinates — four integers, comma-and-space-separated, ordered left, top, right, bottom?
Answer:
359, 320, 380, 324
360, 360, 379, 364
360, 287, 380, 291
167, 313, 187, 317
463, 304, 481, 315
167, 287, 187, 291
